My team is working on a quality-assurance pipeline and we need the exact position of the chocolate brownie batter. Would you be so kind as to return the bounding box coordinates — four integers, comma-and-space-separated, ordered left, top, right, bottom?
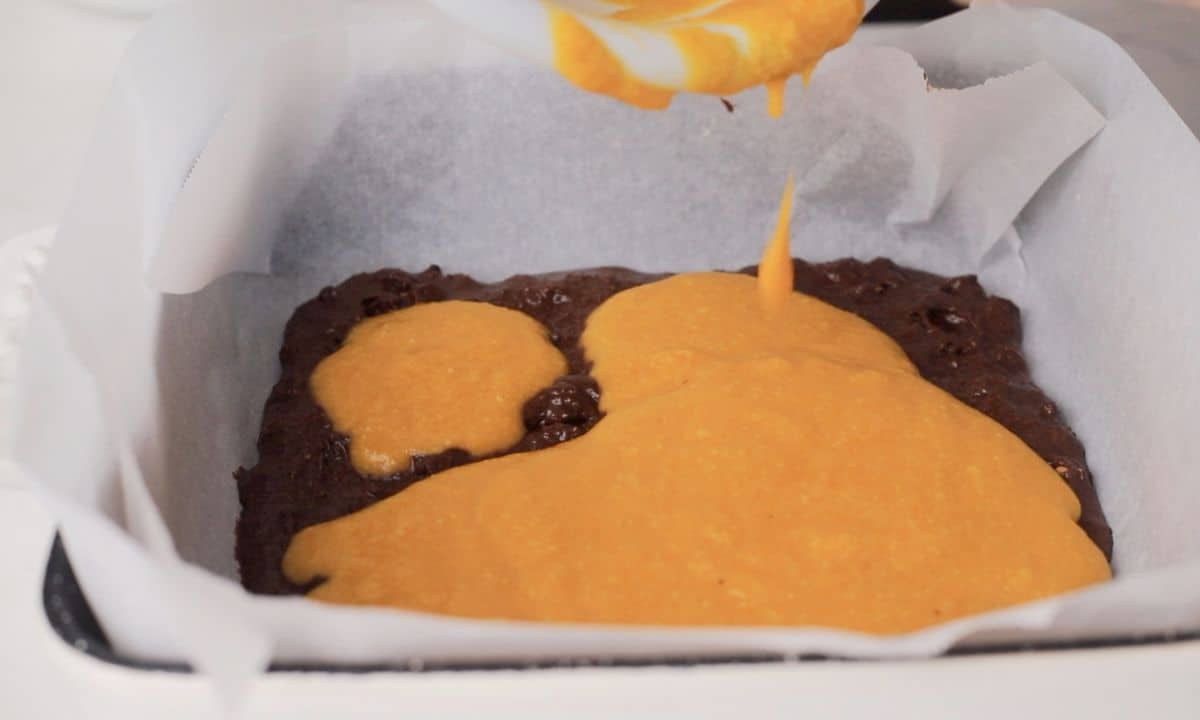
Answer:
235, 260, 1112, 595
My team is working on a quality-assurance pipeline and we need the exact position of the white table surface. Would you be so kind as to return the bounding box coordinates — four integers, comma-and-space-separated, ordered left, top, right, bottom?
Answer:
3, 1, 1200, 717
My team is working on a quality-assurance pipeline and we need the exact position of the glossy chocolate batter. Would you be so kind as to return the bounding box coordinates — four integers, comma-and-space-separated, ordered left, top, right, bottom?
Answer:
235, 260, 1112, 595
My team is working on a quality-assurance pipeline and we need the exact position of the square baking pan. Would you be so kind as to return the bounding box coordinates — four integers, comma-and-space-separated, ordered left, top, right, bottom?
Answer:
42, 535, 1200, 673
19, 0, 1200, 675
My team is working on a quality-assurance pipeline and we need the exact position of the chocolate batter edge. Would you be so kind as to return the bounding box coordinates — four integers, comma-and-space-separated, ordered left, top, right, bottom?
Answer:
234, 258, 1112, 596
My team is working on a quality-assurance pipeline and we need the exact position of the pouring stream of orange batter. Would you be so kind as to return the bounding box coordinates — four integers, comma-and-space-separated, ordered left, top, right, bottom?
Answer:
295, 185, 1109, 633
758, 174, 796, 309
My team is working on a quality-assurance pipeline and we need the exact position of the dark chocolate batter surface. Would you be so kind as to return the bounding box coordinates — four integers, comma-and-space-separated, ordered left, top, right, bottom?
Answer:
235, 260, 1111, 595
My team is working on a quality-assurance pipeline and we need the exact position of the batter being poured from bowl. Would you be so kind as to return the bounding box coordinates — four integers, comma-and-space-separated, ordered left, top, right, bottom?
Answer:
428, 0, 867, 115
236, 0, 1111, 633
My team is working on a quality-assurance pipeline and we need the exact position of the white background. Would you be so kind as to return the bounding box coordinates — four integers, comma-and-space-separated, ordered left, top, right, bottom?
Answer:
2, 1, 1200, 717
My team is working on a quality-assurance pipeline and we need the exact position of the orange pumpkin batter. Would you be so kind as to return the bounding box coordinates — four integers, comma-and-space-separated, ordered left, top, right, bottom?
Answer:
290, 186, 1110, 631
311, 301, 567, 476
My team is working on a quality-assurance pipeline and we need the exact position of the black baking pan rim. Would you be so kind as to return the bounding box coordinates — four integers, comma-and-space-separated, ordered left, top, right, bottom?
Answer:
42, 534, 1200, 675
865, 0, 964, 23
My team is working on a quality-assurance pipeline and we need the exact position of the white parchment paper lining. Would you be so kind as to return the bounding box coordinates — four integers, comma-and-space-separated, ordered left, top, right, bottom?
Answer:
9, 0, 1200, 696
